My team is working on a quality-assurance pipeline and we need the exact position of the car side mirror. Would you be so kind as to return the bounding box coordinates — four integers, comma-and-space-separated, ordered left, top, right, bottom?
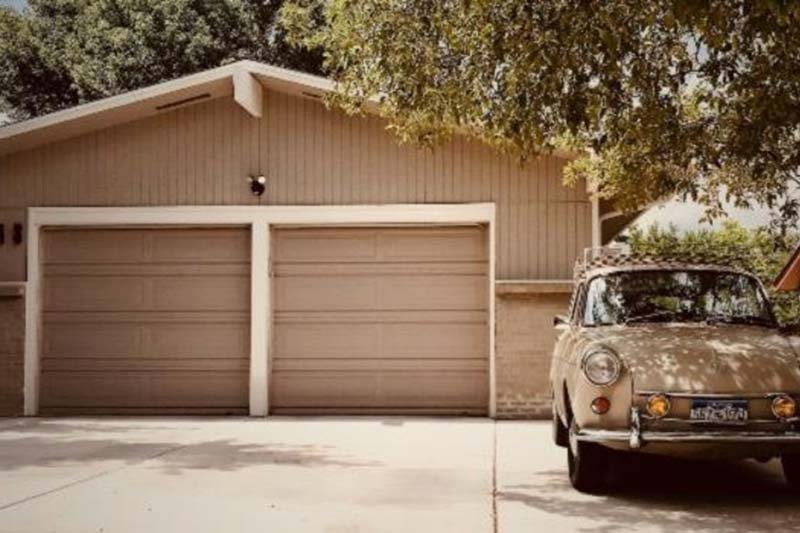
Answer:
554, 315, 569, 329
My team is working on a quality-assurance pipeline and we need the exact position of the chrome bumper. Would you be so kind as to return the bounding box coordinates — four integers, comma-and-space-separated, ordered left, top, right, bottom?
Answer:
576, 429, 800, 445
577, 408, 800, 449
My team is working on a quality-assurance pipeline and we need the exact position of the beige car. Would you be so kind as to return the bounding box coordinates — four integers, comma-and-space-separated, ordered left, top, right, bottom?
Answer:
550, 257, 800, 493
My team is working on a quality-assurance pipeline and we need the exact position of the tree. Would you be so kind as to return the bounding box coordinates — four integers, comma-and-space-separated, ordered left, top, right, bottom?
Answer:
281, 1, 800, 228
0, 0, 323, 121
626, 221, 800, 324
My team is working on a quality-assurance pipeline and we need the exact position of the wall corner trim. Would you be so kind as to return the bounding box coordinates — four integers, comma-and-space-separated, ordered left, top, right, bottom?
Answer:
249, 222, 269, 416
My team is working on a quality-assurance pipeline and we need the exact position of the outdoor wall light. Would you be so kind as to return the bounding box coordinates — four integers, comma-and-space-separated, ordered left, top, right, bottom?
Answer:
248, 175, 267, 197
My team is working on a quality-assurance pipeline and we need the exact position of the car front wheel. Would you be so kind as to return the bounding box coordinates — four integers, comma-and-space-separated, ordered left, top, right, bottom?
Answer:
781, 454, 800, 489
567, 422, 610, 494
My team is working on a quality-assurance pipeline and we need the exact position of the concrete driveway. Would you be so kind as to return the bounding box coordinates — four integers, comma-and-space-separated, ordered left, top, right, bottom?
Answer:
0, 418, 797, 533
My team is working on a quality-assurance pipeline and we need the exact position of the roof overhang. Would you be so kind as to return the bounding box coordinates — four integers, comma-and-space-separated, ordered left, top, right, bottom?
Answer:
0, 60, 586, 162
775, 245, 800, 291
0, 60, 333, 157
596, 195, 654, 245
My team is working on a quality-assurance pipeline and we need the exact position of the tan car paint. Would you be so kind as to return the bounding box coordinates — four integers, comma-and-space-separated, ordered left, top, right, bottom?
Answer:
584, 323, 800, 394
552, 324, 633, 430
554, 322, 800, 431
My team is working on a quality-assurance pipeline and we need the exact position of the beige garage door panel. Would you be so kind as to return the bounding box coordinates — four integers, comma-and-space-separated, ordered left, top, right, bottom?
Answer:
274, 321, 487, 359
273, 227, 487, 263
43, 322, 249, 360
44, 228, 249, 263
271, 372, 487, 410
272, 226, 490, 414
44, 273, 249, 312
40, 227, 250, 414
275, 274, 486, 312
41, 373, 247, 410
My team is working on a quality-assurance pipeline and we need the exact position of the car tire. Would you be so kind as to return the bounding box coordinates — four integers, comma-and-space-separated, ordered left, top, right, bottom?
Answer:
567, 422, 609, 494
553, 406, 569, 448
781, 454, 800, 489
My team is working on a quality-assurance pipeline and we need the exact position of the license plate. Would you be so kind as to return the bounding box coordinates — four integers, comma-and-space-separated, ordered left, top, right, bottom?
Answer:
690, 399, 748, 424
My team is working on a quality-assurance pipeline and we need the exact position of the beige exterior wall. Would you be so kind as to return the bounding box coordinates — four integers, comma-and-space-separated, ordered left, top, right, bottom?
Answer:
0, 88, 587, 419
0, 90, 591, 281
495, 291, 571, 418
0, 291, 24, 416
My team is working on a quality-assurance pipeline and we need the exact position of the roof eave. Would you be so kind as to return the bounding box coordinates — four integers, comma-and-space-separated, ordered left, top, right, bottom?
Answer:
0, 61, 335, 157
0, 59, 585, 161
775, 245, 800, 291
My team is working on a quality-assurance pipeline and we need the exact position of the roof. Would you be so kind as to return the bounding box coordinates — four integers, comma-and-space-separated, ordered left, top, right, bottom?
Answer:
0, 60, 582, 161
775, 245, 800, 291
574, 250, 749, 282
0, 60, 334, 157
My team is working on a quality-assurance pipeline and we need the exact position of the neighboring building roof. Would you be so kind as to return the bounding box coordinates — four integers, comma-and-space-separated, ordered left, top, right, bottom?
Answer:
0, 60, 333, 157
775, 245, 800, 291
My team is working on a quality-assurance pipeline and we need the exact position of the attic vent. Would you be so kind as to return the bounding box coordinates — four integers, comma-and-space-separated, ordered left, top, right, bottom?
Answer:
156, 93, 211, 111
301, 91, 322, 100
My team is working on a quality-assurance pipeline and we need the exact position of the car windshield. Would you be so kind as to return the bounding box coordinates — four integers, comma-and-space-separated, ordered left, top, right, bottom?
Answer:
582, 269, 776, 327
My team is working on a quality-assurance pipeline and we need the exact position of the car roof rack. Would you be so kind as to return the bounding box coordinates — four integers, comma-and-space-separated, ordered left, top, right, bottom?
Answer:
573, 247, 747, 282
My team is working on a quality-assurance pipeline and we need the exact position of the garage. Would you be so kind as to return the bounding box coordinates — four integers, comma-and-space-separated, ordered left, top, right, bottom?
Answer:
270, 225, 490, 415
39, 227, 251, 414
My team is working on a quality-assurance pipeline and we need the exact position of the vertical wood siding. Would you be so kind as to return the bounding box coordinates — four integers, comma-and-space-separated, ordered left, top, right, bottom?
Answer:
0, 91, 591, 279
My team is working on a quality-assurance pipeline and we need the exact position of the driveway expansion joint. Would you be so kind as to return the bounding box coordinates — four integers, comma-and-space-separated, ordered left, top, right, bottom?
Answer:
492, 420, 498, 533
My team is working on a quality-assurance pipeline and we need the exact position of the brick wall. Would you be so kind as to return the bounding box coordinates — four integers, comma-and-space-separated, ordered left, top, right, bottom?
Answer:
495, 291, 571, 419
0, 292, 24, 416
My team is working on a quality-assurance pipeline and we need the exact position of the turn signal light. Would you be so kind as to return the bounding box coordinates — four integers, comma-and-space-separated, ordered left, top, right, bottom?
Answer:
772, 395, 796, 419
590, 397, 611, 415
646, 394, 671, 418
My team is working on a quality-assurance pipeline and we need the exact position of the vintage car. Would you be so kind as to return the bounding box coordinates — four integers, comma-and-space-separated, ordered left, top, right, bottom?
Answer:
550, 254, 800, 493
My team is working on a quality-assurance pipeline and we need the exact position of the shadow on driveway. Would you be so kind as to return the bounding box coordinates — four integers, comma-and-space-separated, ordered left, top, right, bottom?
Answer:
500, 454, 797, 533
0, 419, 381, 473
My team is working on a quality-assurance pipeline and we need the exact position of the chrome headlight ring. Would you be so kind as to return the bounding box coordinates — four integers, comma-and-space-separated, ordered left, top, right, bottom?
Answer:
581, 347, 622, 387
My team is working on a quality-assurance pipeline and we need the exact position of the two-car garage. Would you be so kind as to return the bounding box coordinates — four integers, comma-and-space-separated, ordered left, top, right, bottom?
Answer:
36, 221, 490, 416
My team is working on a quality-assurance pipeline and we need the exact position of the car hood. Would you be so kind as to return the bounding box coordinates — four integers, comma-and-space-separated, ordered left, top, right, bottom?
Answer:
582, 323, 800, 393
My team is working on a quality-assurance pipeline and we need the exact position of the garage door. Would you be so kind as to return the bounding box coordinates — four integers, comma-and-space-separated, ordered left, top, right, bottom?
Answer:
40, 227, 250, 414
271, 226, 489, 414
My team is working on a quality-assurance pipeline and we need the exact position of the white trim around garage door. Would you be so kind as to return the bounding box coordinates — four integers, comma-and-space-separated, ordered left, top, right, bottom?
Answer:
25, 203, 497, 417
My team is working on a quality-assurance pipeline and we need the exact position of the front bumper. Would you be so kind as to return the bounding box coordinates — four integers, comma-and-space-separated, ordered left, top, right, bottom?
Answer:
576, 407, 800, 450
576, 429, 800, 445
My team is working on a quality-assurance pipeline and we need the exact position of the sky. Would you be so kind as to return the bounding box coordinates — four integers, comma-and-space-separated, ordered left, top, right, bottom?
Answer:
0, 0, 25, 9
631, 198, 772, 233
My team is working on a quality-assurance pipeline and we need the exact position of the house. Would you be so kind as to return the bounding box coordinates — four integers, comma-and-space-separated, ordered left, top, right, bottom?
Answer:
0, 61, 626, 418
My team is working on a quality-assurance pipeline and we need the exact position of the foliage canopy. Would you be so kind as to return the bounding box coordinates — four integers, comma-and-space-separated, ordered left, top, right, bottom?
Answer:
281, 1, 800, 226
0, 0, 323, 120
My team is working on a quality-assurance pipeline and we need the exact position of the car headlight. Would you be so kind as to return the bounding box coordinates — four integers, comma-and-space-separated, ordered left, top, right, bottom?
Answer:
581, 348, 622, 386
